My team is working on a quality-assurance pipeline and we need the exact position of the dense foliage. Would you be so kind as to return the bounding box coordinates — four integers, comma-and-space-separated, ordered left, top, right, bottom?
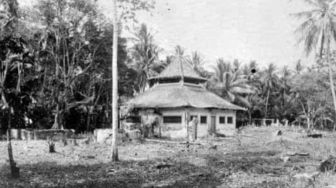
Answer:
1, 0, 336, 133
0, 0, 150, 132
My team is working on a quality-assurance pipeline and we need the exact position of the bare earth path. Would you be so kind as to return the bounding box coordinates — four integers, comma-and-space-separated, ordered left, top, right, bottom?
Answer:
1, 126, 336, 188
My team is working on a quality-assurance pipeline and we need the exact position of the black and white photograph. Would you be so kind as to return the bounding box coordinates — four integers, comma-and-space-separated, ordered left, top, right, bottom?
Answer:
1, 0, 336, 187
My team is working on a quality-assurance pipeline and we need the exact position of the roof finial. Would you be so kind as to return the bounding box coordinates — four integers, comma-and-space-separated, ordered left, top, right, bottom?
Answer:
179, 58, 184, 84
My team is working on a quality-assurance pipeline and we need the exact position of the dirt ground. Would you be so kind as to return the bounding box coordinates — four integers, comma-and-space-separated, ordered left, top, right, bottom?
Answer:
1, 126, 336, 188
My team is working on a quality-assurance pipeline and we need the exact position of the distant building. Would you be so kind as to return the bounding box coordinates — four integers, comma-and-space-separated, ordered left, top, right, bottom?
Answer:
128, 58, 245, 139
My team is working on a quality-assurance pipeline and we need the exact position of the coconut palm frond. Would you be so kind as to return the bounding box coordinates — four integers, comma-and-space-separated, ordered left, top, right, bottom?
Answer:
292, 9, 321, 19
235, 95, 251, 108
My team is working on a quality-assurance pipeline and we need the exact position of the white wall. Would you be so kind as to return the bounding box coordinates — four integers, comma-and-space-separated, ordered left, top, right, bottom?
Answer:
159, 109, 187, 139
212, 110, 236, 136
157, 108, 237, 138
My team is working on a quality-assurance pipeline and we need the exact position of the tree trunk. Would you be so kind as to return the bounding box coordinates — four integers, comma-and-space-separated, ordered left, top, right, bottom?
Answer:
307, 117, 311, 130
299, 101, 309, 129
7, 110, 19, 178
52, 25, 61, 130
248, 110, 252, 125
51, 103, 63, 129
86, 108, 91, 132
307, 103, 311, 130
52, 104, 59, 129
322, 114, 325, 130
328, 65, 336, 131
265, 89, 270, 118
111, 0, 119, 161
327, 43, 336, 131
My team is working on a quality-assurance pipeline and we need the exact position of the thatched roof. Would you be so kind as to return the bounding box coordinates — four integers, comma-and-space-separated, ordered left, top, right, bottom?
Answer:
128, 83, 246, 110
148, 59, 207, 82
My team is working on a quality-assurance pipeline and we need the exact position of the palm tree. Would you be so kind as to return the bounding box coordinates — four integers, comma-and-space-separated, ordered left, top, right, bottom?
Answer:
241, 61, 261, 123
295, 0, 336, 130
275, 66, 296, 120
209, 60, 254, 107
242, 60, 258, 80
130, 23, 161, 93
261, 63, 279, 118
280, 66, 291, 90
187, 51, 210, 78
188, 51, 203, 68
174, 45, 185, 56
233, 59, 241, 72
215, 58, 232, 73
187, 51, 203, 72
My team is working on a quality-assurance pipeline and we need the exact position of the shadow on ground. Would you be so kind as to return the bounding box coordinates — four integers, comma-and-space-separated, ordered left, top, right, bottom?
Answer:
0, 158, 221, 188
205, 150, 285, 175
206, 150, 315, 188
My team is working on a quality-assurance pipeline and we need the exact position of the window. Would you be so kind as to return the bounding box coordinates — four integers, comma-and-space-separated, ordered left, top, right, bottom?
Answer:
163, 116, 182, 123
219, 116, 225, 124
227, 116, 233, 124
190, 115, 198, 121
200, 116, 207, 124
265, 119, 272, 126
125, 116, 141, 123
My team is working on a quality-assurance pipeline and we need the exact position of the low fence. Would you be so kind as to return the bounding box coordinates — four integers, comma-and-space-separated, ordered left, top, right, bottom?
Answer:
0, 128, 140, 143
251, 119, 280, 126
0, 129, 75, 141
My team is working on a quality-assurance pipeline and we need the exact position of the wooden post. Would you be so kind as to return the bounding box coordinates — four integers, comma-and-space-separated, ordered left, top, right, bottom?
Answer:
158, 115, 162, 138
193, 120, 197, 140
185, 110, 190, 140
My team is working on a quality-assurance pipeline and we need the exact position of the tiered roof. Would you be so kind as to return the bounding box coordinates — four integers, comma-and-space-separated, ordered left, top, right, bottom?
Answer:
129, 83, 245, 110
129, 58, 245, 110
148, 58, 206, 83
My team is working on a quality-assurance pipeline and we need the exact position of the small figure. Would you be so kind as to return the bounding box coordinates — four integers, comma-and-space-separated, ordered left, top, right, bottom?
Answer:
141, 110, 161, 138
188, 117, 198, 142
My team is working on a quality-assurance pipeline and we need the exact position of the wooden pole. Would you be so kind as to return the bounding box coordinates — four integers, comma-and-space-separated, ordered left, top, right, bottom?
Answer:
111, 0, 119, 161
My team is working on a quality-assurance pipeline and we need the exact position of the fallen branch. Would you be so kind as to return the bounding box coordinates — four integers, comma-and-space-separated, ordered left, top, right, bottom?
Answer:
307, 133, 322, 138
286, 152, 309, 157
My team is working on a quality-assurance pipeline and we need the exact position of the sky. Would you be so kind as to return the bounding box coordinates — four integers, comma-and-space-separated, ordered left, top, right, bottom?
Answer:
99, 0, 314, 69
19, 0, 314, 69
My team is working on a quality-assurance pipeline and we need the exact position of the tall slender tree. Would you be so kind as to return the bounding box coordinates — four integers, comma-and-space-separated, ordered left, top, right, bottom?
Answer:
130, 23, 160, 93
0, 0, 22, 178
273, 66, 296, 120
110, 0, 154, 161
261, 63, 279, 118
295, 0, 336, 130
111, 0, 118, 161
